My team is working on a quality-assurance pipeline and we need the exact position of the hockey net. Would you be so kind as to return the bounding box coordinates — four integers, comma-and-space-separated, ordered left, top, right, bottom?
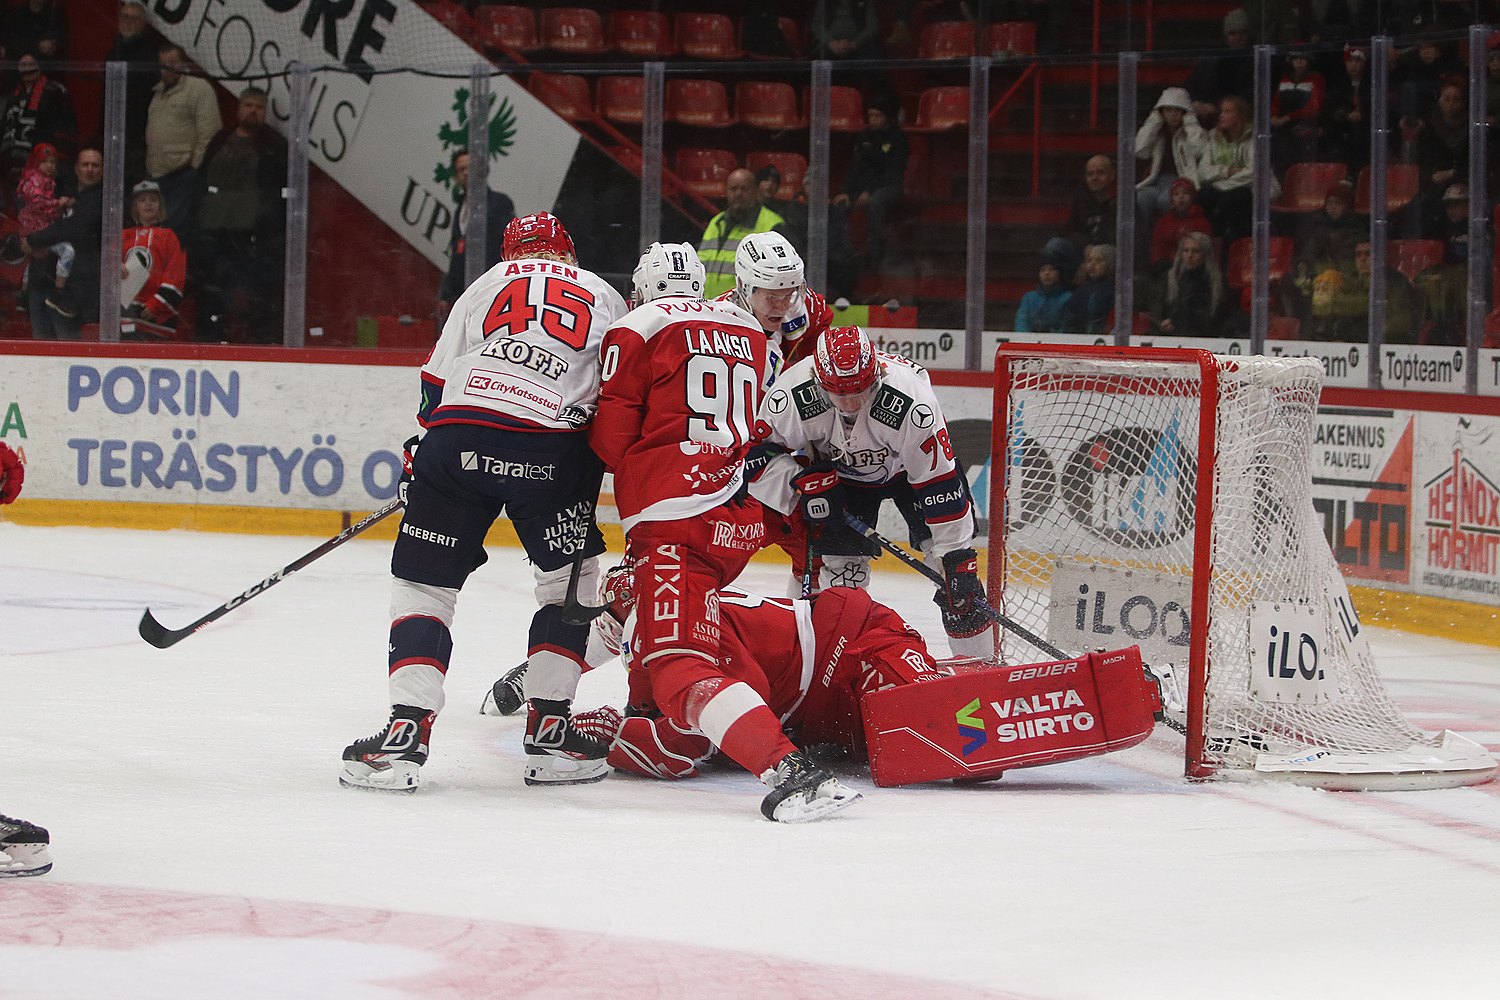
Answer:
989, 345, 1494, 789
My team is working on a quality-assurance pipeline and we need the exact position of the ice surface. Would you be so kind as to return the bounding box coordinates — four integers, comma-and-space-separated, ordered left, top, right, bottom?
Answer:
2, 522, 1499, 999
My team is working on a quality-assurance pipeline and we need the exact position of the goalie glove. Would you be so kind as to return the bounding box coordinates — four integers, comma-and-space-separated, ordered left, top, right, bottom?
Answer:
399, 434, 420, 505
0, 442, 23, 504
791, 461, 845, 529
571, 705, 624, 747
934, 548, 990, 639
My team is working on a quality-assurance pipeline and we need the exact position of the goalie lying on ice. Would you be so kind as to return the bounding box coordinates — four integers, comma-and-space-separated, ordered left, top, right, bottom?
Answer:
565, 564, 1161, 787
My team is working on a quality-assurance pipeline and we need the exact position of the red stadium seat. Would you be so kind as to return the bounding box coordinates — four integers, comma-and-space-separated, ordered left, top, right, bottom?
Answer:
984, 21, 1038, 56
528, 73, 591, 122
675, 12, 742, 59
540, 7, 607, 56
826, 86, 866, 131
911, 86, 970, 131
675, 148, 739, 199
477, 5, 539, 53
1354, 164, 1421, 215
609, 11, 674, 58
1388, 239, 1444, 281
1267, 316, 1301, 340
747, 151, 807, 199
904, 135, 930, 199
597, 76, 646, 125
1272, 162, 1349, 214
666, 79, 735, 127
918, 21, 976, 59
735, 81, 802, 130
1227, 237, 1294, 288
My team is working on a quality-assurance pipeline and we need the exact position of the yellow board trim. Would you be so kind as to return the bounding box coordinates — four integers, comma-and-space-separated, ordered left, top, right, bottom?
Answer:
5, 501, 1498, 647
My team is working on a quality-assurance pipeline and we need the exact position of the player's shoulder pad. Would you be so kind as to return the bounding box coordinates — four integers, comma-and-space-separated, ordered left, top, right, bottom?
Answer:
871, 353, 939, 431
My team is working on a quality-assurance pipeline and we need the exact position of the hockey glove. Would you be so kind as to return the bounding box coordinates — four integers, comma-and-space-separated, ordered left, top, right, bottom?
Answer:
935, 548, 990, 638
399, 434, 419, 505
0, 442, 23, 504
571, 705, 624, 747
791, 462, 845, 530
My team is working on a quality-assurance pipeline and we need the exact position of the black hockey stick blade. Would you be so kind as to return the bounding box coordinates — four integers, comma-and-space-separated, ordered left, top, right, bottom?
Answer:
840, 511, 1068, 661
138, 500, 403, 649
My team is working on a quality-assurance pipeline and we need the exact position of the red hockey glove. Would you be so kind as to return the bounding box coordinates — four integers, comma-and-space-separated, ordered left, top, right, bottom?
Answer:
0, 442, 23, 504
572, 705, 624, 746
935, 548, 989, 638
791, 461, 845, 529
399, 434, 419, 505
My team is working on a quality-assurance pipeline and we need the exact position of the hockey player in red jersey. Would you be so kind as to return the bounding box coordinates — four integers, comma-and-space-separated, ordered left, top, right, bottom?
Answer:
341, 212, 629, 793
120, 180, 186, 339
750, 325, 997, 660
715, 231, 833, 374
590, 241, 861, 822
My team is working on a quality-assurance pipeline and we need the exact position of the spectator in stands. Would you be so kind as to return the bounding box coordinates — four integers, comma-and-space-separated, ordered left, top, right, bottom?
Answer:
1321, 43, 1373, 171
121, 180, 187, 340
1, 52, 77, 205
1412, 81, 1468, 235
1197, 96, 1269, 247
1066, 155, 1117, 251
108, 0, 164, 193
699, 167, 787, 298
1150, 231, 1225, 337
1394, 32, 1461, 128
834, 93, 907, 269
1014, 237, 1077, 333
1135, 87, 1207, 243
1061, 244, 1116, 334
1413, 182, 1487, 346
1186, 9, 1254, 128
809, 0, 882, 60
437, 148, 515, 316
145, 44, 222, 248
196, 87, 288, 344
1299, 179, 1362, 273
2, 0, 67, 63
21, 146, 102, 341
1150, 178, 1212, 275
1269, 42, 1326, 172
1306, 241, 1417, 342
15, 142, 74, 324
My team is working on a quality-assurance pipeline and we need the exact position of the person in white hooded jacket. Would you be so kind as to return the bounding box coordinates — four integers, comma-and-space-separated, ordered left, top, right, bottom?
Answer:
1134, 86, 1207, 236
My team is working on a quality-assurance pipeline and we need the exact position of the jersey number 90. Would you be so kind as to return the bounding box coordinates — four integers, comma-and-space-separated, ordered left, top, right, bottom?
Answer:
687, 354, 757, 449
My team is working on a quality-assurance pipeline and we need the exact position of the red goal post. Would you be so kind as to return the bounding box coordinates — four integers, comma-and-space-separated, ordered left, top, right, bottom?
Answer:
988, 343, 1495, 789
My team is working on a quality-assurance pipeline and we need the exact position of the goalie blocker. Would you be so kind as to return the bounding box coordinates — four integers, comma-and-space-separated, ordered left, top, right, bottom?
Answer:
862, 647, 1161, 787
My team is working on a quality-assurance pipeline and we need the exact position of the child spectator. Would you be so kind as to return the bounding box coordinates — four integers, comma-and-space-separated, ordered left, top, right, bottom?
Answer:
1269, 43, 1325, 171
1322, 43, 1373, 171
1061, 244, 1116, 334
1151, 231, 1224, 337
1014, 238, 1077, 333
15, 142, 75, 320
1150, 178, 1212, 275
120, 180, 187, 339
1299, 179, 1361, 273
1413, 183, 1489, 346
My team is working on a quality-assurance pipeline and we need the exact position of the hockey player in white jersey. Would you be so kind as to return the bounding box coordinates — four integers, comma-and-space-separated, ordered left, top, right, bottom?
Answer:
716, 231, 834, 375
748, 325, 996, 659
340, 212, 629, 792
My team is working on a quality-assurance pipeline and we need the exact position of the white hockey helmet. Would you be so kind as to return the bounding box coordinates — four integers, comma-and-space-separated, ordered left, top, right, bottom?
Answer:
631, 242, 705, 306
734, 231, 804, 293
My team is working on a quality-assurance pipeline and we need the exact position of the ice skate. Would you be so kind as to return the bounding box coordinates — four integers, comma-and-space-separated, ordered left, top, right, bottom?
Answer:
339, 705, 434, 792
760, 751, 862, 823
523, 699, 610, 786
480, 661, 528, 717
0, 814, 52, 877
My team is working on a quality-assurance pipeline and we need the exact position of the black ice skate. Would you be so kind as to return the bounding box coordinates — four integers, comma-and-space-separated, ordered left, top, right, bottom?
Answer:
480, 661, 528, 717
523, 698, 610, 786
760, 751, 862, 823
339, 705, 434, 792
0, 814, 52, 877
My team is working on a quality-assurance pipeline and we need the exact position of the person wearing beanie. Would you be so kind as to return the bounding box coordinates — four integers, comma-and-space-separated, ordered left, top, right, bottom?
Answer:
834, 92, 907, 268
1186, 9, 1253, 127
1014, 239, 1077, 333
1135, 86, 1207, 247
1150, 177, 1212, 274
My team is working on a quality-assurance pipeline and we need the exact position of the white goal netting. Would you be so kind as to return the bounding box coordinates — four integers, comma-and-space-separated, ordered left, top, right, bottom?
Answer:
990, 348, 1494, 788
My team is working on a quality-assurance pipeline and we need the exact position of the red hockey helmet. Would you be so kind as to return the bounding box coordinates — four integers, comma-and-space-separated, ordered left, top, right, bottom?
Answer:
814, 325, 880, 413
502, 212, 577, 263
593, 561, 637, 656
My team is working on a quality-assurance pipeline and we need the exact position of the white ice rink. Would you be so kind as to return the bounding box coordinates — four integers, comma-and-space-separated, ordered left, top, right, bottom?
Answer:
3, 521, 1499, 1000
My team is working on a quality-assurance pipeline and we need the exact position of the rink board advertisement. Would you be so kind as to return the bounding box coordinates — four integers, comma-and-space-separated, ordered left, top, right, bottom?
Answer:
1414, 412, 1500, 603
1310, 406, 1414, 586
150, 0, 582, 268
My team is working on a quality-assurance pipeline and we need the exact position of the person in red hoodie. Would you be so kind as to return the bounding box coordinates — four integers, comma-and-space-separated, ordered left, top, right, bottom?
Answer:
1150, 177, 1212, 275
120, 179, 186, 339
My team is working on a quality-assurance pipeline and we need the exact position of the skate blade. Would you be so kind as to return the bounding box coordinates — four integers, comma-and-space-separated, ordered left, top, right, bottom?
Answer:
524, 756, 610, 786
770, 786, 863, 824
339, 760, 421, 792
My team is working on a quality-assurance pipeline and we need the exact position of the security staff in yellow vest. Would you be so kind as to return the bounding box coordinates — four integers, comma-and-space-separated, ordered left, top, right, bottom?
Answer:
699, 167, 786, 298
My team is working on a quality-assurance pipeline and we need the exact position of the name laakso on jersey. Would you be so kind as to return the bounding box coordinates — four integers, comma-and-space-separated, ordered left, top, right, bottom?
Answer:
686, 327, 756, 361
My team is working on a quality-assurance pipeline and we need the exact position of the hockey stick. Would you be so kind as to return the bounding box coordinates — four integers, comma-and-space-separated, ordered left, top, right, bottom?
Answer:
560, 472, 609, 626
138, 499, 403, 649
840, 511, 1068, 661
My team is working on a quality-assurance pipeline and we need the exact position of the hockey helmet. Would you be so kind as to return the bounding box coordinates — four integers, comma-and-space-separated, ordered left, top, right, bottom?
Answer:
632, 242, 705, 306
502, 212, 577, 264
593, 561, 637, 656
734, 232, 804, 292
814, 325, 882, 414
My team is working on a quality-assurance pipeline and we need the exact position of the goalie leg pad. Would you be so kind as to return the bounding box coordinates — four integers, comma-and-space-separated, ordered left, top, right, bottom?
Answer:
861, 647, 1160, 787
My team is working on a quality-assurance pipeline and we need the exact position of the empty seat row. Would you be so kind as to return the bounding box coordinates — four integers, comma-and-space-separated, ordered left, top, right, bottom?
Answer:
1273, 162, 1423, 214
474, 6, 800, 60
529, 74, 872, 132
1227, 235, 1448, 288
672, 149, 810, 199
916, 21, 1039, 60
